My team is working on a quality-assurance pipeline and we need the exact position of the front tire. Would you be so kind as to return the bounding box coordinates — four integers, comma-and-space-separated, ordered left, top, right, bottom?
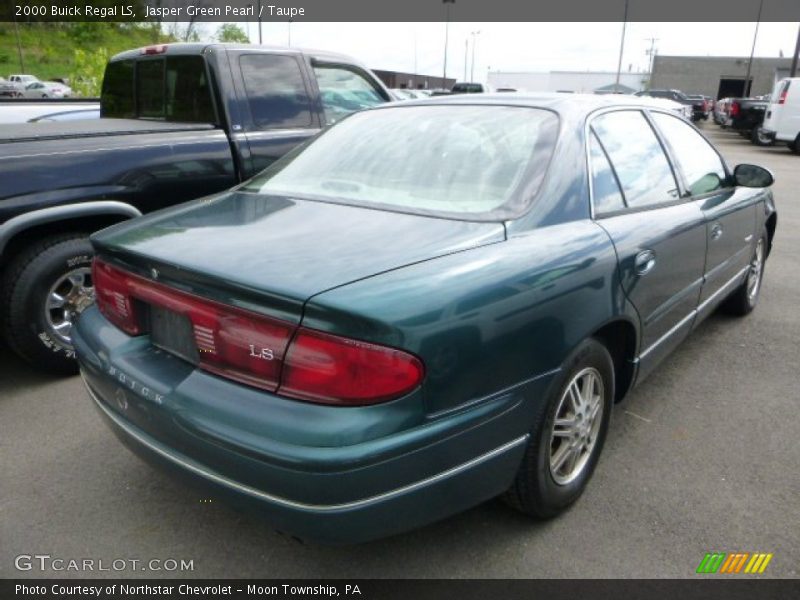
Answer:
503, 338, 614, 518
751, 127, 774, 146
1, 234, 95, 375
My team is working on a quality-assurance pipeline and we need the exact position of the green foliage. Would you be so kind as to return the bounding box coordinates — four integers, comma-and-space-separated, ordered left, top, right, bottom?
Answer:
70, 47, 110, 97
0, 23, 177, 96
216, 24, 250, 44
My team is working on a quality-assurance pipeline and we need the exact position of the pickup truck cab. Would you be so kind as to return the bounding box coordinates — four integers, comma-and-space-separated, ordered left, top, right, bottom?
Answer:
762, 78, 800, 153
0, 43, 391, 374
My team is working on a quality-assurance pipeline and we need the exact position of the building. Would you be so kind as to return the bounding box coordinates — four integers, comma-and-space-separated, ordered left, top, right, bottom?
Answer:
372, 69, 455, 91
486, 70, 648, 94
650, 56, 793, 99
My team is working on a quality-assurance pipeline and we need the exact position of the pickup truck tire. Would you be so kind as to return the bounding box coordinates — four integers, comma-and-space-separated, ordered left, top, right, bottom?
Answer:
789, 135, 800, 154
750, 127, 774, 147
1, 234, 94, 375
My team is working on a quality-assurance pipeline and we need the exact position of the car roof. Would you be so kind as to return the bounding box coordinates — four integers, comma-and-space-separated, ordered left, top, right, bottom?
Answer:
375, 92, 687, 116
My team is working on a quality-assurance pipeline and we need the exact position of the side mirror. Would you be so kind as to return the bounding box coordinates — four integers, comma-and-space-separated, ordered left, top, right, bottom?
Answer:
734, 164, 774, 188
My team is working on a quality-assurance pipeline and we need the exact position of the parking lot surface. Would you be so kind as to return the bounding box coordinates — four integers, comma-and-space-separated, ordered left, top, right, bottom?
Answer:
1, 123, 798, 579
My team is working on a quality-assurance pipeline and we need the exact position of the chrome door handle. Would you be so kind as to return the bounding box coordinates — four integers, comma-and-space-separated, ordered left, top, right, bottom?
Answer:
634, 250, 656, 275
711, 222, 723, 240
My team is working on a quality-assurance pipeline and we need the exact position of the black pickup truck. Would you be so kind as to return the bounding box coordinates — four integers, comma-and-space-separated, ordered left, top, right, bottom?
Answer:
727, 97, 771, 145
635, 89, 706, 121
0, 43, 391, 374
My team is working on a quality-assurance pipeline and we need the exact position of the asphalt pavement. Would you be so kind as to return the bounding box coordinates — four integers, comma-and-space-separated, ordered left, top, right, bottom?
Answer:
1, 121, 798, 579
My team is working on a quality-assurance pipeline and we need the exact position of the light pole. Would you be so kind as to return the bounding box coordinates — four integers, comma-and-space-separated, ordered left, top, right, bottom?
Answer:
287, 20, 292, 46
791, 24, 800, 77
470, 30, 481, 82
464, 39, 468, 81
441, 0, 455, 89
644, 37, 659, 89
257, 0, 263, 44
614, 0, 629, 92
245, 6, 252, 42
744, 0, 764, 96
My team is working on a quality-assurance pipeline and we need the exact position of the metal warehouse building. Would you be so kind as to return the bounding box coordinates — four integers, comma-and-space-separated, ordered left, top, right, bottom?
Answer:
651, 55, 793, 99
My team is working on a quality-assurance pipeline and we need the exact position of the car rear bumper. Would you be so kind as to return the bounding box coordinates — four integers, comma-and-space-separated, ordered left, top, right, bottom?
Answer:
74, 306, 552, 543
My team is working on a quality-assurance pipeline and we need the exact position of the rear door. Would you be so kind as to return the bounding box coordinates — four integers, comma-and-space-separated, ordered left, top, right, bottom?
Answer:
649, 111, 756, 319
229, 50, 322, 177
589, 109, 707, 377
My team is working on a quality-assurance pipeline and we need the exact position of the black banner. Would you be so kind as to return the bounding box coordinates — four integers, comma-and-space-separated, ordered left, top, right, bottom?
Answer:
3, 579, 800, 600
3, 0, 800, 23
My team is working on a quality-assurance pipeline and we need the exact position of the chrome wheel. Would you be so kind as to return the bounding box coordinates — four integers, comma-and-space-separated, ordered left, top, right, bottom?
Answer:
549, 367, 604, 486
747, 239, 765, 302
45, 267, 94, 346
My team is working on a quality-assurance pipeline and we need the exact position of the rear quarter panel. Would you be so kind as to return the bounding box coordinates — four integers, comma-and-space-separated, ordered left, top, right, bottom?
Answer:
302, 220, 633, 415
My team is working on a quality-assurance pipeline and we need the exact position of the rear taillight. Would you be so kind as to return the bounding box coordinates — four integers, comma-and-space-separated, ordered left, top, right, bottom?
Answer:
280, 328, 425, 406
93, 259, 142, 335
92, 258, 424, 404
778, 85, 789, 104
730, 101, 740, 117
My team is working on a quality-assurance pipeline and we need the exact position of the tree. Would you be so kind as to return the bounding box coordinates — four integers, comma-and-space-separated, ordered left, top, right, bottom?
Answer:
70, 47, 109, 97
216, 24, 250, 44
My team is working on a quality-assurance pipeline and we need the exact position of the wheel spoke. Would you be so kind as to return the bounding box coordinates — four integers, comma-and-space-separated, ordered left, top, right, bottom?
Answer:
53, 321, 71, 334
553, 417, 576, 438
568, 381, 583, 411
47, 292, 66, 309
550, 443, 573, 473
68, 272, 85, 288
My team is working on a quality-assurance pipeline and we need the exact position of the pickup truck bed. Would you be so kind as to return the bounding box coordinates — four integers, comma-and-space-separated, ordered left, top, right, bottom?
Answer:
0, 42, 391, 374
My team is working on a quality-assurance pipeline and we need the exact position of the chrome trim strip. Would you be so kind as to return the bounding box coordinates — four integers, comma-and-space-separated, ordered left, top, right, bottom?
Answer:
696, 265, 749, 314
637, 265, 749, 361
82, 372, 528, 513
638, 310, 696, 361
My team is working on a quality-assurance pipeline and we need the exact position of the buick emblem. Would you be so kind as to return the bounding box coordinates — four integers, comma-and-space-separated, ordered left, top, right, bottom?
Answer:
150, 267, 159, 280
115, 388, 129, 411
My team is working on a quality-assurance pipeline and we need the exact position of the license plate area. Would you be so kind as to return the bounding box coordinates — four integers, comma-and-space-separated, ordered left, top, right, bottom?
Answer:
149, 305, 200, 365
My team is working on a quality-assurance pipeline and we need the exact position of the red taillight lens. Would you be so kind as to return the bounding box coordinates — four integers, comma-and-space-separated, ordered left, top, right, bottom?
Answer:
778, 89, 788, 104
141, 45, 168, 55
92, 258, 425, 404
730, 101, 740, 117
92, 259, 142, 335
279, 328, 425, 406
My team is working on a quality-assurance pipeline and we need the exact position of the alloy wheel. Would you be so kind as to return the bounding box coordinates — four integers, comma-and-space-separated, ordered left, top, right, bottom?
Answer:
45, 267, 94, 346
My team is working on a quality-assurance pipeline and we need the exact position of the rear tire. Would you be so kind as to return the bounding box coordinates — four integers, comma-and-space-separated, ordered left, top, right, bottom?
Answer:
1, 235, 94, 375
751, 127, 773, 146
721, 228, 767, 316
789, 135, 800, 154
503, 338, 614, 518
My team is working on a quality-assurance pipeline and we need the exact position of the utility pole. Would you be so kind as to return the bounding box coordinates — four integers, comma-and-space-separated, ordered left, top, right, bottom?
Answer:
614, 0, 629, 92
744, 0, 764, 96
644, 37, 659, 89
287, 20, 292, 46
470, 30, 481, 82
12, 11, 25, 73
442, 0, 455, 89
790, 24, 800, 77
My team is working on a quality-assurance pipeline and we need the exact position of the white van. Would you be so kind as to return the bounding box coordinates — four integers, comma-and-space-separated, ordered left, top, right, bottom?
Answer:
762, 78, 800, 153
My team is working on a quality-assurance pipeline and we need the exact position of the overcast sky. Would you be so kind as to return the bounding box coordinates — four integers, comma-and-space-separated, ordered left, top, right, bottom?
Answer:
198, 21, 799, 81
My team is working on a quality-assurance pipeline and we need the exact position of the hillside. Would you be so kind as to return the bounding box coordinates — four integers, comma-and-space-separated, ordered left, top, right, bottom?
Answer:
0, 23, 175, 95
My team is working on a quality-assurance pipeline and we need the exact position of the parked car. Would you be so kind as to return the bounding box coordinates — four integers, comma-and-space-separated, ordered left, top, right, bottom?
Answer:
713, 97, 730, 125
762, 78, 800, 153
635, 89, 705, 121
0, 78, 22, 98
451, 82, 491, 94
727, 97, 771, 145
21, 81, 72, 98
686, 94, 710, 120
0, 43, 391, 375
74, 94, 776, 544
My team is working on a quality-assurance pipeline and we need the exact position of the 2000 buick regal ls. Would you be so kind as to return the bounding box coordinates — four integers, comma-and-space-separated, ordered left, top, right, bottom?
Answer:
74, 94, 777, 543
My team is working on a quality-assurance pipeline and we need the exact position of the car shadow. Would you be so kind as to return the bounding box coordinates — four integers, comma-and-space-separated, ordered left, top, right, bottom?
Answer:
0, 343, 67, 396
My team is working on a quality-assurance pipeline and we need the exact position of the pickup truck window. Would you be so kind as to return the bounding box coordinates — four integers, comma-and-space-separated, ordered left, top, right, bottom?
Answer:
239, 54, 313, 129
103, 56, 215, 123
313, 65, 385, 125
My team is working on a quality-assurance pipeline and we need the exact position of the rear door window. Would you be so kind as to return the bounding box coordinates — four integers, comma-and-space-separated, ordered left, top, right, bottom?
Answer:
588, 130, 626, 214
313, 65, 386, 125
591, 110, 680, 209
239, 54, 313, 129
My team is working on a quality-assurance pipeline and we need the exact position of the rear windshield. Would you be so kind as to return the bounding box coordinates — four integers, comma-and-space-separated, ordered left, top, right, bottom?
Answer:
452, 83, 484, 93
243, 105, 559, 220
101, 56, 216, 123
